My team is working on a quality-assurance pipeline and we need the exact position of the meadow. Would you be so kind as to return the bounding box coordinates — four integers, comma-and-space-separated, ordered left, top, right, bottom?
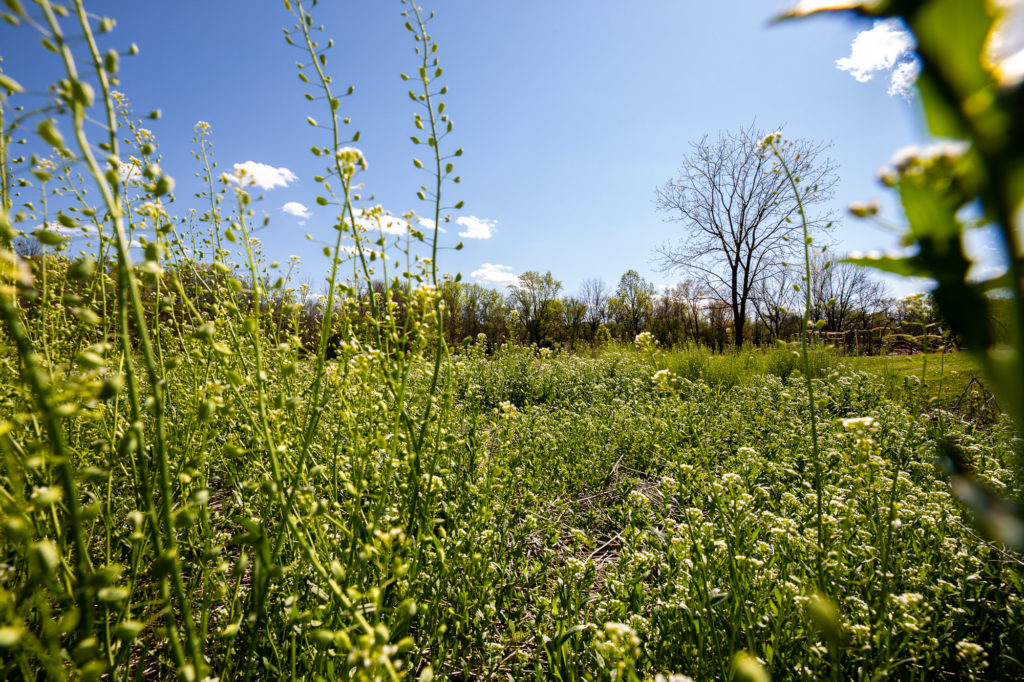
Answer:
1, 0, 1023, 680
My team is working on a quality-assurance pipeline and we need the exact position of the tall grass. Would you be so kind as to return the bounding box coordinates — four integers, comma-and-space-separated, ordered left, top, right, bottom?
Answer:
0, 1, 1021, 681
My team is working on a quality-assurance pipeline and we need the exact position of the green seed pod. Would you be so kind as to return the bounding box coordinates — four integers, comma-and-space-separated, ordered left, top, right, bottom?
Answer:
36, 119, 64, 149
75, 307, 101, 326
77, 350, 105, 370
173, 508, 196, 530
29, 540, 60, 574
98, 376, 121, 400
33, 229, 66, 246
104, 49, 119, 74
809, 592, 841, 641
732, 651, 770, 682
70, 79, 94, 107
154, 174, 174, 196
113, 620, 144, 641
193, 322, 215, 340
3, 515, 28, 541
68, 256, 96, 279
0, 626, 23, 649
198, 399, 215, 420
0, 72, 24, 94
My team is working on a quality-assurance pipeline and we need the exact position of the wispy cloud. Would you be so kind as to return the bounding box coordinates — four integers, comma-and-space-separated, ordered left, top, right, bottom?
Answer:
282, 201, 311, 220
836, 19, 918, 98
340, 244, 390, 260
230, 161, 297, 190
471, 263, 517, 287
456, 215, 497, 240
35, 221, 93, 237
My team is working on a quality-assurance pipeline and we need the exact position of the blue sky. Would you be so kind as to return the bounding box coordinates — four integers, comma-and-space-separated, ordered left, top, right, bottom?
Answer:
3, 1, 944, 299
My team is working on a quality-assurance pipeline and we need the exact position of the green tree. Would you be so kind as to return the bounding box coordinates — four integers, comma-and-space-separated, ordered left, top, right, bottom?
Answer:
508, 270, 563, 345
608, 269, 655, 339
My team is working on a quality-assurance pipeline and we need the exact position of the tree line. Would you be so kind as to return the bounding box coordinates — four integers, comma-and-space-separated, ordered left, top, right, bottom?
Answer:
434, 264, 955, 353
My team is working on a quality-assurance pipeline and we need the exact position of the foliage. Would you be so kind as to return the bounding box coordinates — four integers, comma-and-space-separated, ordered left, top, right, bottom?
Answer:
784, 0, 1024, 550
0, 1, 1020, 680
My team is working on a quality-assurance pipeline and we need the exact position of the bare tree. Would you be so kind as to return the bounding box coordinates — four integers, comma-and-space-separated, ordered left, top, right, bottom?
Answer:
752, 265, 800, 342
580, 277, 609, 340
654, 123, 838, 347
809, 250, 886, 333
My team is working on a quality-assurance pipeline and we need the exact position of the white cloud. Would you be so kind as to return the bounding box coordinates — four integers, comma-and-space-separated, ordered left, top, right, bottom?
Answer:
456, 215, 497, 240
414, 216, 447, 233
230, 161, 297, 190
471, 263, 518, 287
282, 201, 311, 220
118, 161, 142, 183
887, 59, 921, 97
340, 244, 390, 260
836, 19, 919, 97
35, 221, 92, 237
352, 207, 410, 235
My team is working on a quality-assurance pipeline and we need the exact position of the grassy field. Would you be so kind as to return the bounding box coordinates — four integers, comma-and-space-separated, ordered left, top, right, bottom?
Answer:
2, 1, 1022, 679
842, 352, 985, 405
604, 343, 988, 409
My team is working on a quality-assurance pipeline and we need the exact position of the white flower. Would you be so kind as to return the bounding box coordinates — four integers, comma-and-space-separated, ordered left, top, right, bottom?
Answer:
336, 146, 368, 175
840, 416, 877, 432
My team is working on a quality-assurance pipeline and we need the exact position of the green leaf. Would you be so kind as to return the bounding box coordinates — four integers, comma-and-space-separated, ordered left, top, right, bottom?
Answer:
843, 255, 929, 278
912, 0, 993, 99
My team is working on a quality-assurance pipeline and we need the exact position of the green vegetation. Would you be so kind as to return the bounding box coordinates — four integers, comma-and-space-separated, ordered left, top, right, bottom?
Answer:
0, 1, 1022, 680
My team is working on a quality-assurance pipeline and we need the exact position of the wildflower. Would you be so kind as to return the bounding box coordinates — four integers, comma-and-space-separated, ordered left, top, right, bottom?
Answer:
0, 249, 32, 295
956, 640, 987, 666
634, 331, 658, 353
653, 368, 683, 393
840, 416, 876, 431
757, 131, 782, 150
336, 146, 368, 177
